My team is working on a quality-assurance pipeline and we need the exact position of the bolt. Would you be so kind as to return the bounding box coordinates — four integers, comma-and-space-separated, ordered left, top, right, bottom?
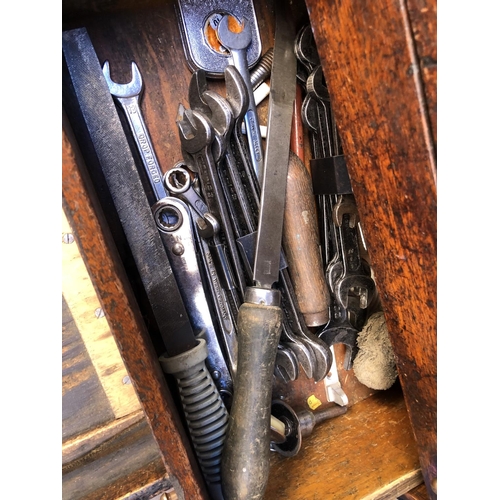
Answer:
94, 308, 105, 319
122, 375, 131, 385
62, 233, 74, 244
250, 47, 274, 90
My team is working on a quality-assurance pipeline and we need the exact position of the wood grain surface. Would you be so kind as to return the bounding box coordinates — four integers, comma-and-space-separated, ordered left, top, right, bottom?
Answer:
62, 418, 166, 500
305, 1, 437, 498
62, 209, 141, 421
62, 294, 115, 441
283, 152, 330, 327
405, 0, 437, 146
264, 387, 422, 500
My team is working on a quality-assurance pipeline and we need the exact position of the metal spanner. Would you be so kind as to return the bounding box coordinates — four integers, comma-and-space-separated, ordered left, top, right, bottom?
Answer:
185, 75, 305, 383
319, 196, 376, 369
189, 66, 331, 382
189, 68, 257, 237
216, 15, 265, 181
177, 103, 247, 307
102, 61, 233, 395
102, 61, 167, 201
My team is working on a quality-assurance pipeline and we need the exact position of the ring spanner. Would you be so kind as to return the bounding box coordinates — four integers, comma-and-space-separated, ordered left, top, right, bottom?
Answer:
102, 60, 229, 500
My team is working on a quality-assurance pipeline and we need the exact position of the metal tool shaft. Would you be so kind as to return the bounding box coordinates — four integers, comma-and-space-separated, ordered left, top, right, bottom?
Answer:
102, 61, 168, 201
217, 15, 265, 180
221, 6, 297, 499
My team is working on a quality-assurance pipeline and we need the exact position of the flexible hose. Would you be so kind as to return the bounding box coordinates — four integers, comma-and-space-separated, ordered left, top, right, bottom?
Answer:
160, 339, 228, 499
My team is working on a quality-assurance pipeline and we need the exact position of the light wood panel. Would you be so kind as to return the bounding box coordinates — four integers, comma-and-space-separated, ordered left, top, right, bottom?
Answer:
265, 387, 422, 500
62, 208, 142, 423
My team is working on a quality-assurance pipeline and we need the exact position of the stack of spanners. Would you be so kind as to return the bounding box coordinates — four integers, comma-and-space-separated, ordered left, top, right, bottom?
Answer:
179, 53, 331, 381
100, 11, 354, 500
295, 25, 378, 369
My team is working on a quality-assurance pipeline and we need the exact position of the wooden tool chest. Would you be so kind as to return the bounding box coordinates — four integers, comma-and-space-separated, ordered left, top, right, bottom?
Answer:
62, 0, 436, 498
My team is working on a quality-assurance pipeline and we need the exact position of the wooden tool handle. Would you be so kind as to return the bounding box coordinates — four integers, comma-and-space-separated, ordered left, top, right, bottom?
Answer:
283, 151, 330, 327
221, 300, 282, 500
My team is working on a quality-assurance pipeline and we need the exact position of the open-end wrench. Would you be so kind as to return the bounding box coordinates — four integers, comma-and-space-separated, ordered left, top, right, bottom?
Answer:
294, 24, 321, 74
208, 67, 330, 381
221, 64, 332, 382
102, 61, 229, 499
216, 15, 265, 181
189, 69, 256, 237
102, 61, 167, 201
224, 65, 262, 224
177, 104, 247, 309
319, 196, 376, 369
296, 31, 344, 271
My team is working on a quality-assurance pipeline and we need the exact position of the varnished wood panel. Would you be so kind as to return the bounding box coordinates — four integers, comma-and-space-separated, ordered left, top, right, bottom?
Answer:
62, 419, 166, 500
405, 0, 437, 146
306, 1, 437, 498
62, 295, 115, 440
63, 411, 145, 466
265, 388, 422, 500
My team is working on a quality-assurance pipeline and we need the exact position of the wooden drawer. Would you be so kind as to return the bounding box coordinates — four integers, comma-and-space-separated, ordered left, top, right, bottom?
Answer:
62, 0, 436, 498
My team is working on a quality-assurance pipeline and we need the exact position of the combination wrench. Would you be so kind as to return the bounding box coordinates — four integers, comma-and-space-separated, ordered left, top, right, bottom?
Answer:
165, 163, 240, 379
102, 60, 230, 499
102, 61, 233, 394
216, 15, 265, 181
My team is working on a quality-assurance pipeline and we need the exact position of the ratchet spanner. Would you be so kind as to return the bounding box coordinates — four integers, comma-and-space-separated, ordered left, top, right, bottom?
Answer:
102, 60, 230, 500
102, 61, 233, 394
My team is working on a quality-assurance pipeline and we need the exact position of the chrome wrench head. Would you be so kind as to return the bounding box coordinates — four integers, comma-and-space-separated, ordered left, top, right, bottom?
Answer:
216, 15, 253, 51
102, 60, 143, 98
202, 90, 234, 154
188, 69, 211, 116
274, 345, 299, 383
177, 105, 213, 156
164, 164, 220, 238
187, 70, 234, 162
306, 65, 330, 103
301, 93, 320, 134
294, 24, 320, 71
224, 65, 249, 126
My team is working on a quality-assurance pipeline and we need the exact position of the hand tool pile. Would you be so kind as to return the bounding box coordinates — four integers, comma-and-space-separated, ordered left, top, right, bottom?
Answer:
65, 3, 381, 499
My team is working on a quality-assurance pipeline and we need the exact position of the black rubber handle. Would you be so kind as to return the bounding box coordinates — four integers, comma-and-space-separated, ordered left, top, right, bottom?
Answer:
221, 301, 282, 500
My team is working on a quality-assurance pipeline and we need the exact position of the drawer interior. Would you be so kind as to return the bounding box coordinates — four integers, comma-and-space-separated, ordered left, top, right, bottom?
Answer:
62, 0, 423, 498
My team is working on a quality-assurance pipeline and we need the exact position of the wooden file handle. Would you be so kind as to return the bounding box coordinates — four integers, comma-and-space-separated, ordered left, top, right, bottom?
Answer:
283, 151, 330, 327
